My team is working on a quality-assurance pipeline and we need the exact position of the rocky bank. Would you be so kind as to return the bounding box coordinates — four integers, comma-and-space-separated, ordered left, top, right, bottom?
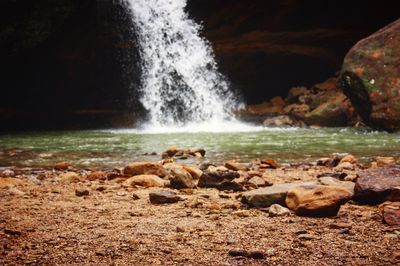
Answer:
1, 148, 399, 265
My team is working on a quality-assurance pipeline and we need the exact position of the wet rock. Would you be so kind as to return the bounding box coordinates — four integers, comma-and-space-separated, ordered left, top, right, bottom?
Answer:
304, 102, 348, 127
340, 19, 400, 130
58, 172, 81, 183
354, 165, 400, 204
287, 86, 309, 103
54, 162, 71, 171
225, 160, 249, 171
198, 169, 242, 191
149, 191, 183, 204
123, 175, 167, 188
169, 168, 196, 189
162, 147, 206, 159
75, 188, 89, 197
182, 165, 203, 179
379, 202, 400, 226
286, 184, 352, 217
123, 162, 166, 177
263, 115, 304, 127
318, 176, 355, 194
241, 183, 315, 208
283, 104, 310, 120
268, 204, 291, 217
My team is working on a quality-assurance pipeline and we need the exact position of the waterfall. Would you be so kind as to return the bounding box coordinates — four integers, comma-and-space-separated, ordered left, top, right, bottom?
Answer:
125, 0, 242, 130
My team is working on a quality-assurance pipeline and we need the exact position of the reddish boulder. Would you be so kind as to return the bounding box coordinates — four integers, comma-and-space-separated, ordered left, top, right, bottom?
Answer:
340, 19, 400, 130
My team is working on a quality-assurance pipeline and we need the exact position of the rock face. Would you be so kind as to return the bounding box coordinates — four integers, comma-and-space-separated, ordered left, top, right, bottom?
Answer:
123, 162, 167, 178
354, 166, 400, 204
340, 19, 400, 130
198, 170, 242, 191
286, 185, 352, 217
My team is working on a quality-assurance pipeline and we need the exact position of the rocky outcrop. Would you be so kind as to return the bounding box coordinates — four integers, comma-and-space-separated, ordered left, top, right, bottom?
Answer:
340, 19, 400, 131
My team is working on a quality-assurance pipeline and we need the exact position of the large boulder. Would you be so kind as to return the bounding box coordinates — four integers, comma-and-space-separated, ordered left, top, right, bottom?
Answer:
303, 102, 348, 127
286, 184, 353, 217
354, 165, 400, 204
340, 19, 400, 130
123, 162, 167, 177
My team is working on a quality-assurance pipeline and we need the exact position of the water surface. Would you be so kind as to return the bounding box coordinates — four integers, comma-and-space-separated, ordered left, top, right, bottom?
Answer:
0, 128, 399, 168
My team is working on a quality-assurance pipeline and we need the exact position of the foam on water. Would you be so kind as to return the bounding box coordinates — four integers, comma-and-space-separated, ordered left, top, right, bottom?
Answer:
126, 0, 245, 131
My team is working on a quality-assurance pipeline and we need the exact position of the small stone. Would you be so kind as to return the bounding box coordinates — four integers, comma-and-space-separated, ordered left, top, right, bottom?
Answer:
298, 234, 317, 240
116, 191, 127, 196
169, 168, 196, 189
176, 226, 185, 233
329, 222, 352, 229
123, 162, 167, 177
123, 175, 167, 188
75, 188, 89, 197
58, 172, 81, 183
198, 169, 242, 191
248, 176, 269, 188
149, 191, 182, 204
1, 169, 15, 177
268, 204, 290, 217
182, 165, 203, 179
334, 162, 355, 171
54, 162, 71, 171
132, 193, 140, 200
232, 210, 251, 217
87, 171, 107, 181
225, 160, 249, 171
380, 202, 400, 226
228, 248, 248, 257
228, 249, 264, 259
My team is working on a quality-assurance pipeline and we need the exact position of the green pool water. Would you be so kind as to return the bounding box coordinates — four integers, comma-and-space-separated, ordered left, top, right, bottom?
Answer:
0, 127, 399, 168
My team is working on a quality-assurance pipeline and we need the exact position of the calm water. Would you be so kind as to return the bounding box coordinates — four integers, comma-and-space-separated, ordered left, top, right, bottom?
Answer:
0, 128, 399, 168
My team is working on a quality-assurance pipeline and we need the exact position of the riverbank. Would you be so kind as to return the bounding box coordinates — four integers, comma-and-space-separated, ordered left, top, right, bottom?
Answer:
1, 153, 399, 265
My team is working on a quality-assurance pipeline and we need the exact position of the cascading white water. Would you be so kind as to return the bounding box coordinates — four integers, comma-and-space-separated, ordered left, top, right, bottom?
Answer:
125, 0, 243, 130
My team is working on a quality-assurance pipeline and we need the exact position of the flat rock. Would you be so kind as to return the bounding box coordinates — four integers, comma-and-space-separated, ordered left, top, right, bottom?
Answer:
123, 162, 166, 177
149, 191, 183, 204
286, 184, 352, 217
241, 182, 316, 208
123, 175, 167, 188
318, 176, 355, 194
354, 165, 400, 204
198, 169, 242, 191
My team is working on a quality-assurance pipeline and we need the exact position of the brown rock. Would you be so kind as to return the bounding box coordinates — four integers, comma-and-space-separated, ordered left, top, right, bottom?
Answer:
58, 172, 81, 183
54, 162, 70, 170
0, 178, 27, 188
340, 19, 400, 130
123, 162, 166, 177
375, 156, 396, 167
269, 204, 291, 217
379, 202, 400, 226
123, 175, 167, 188
225, 160, 249, 171
286, 184, 352, 217
260, 159, 279, 169
241, 182, 316, 208
75, 188, 89, 197
86, 171, 107, 181
340, 155, 358, 165
169, 168, 196, 189
248, 176, 270, 188
149, 191, 182, 204
354, 165, 400, 204
263, 115, 303, 127
182, 165, 203, 179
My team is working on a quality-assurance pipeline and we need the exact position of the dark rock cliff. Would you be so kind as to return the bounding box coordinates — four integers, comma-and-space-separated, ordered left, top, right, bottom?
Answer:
1, 0, 399, 130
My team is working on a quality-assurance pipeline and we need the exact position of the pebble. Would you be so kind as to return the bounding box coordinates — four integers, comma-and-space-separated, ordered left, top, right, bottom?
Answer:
297, 234, 317, 240
132, 193, 140, 200
232, 210, 251, 217
75, 188, 89, 197
228, 249, 265, 259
